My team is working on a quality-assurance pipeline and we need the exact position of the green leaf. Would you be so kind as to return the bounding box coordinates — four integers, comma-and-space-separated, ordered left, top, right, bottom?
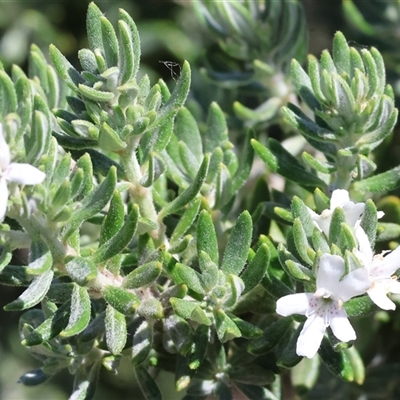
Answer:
119, 8, 141, 79
26, 240, 52, 275
46, 283, 74, 304
230, 364, 274, 386
236, 384, 278, 400
174, 107, 203, 163
178, 140, 200, 180
170, 298, 211, 326
4, 269, 53, 311
329, 207, 346, 244
223, 274, 245, 308
344, 295, 376, 317
214, 309, 241, 342
69, 362, 101, 400
132, 319, 153, 365
204, 102, 229, 154
302, 151, 336, 174
171, 198, 201, 244
257, 138, 327, 189
140, 152, 166, 188
159, 154, 210, 218
134, 365, 162, 400
221, 210, 252, 275
92, 205, 138, 263
60, 285, 91, 337
241, 244, 269, 294
319, 337, 355, 382
377, 223, 400, 242
65, 257, 98, 286
197, 210, 219, 265
227, 314, 263, 339
25, 109, 51, 165
157, 60, 191, 125
103, 286, 140, 315
172, 263, 205, 295
247, 318, 292, 355
137, 298, 164, 319
188, 325, 209, 370
78, 84, 114, 102
291, 59, 320, 111
353, 165, 400, 193
232, 128, 255, 192
78, 48, 97, 73
292, 219, 315, 266
49, 44, 84, 90
332, 31, 350, 76
15, 74, 33, 140
233, 97, 281, 123
80, 312, 105, 343
86, 3, 104, 53
105, 304, 127, 355
0, 70, 17, 115
291, 356, 320, 395
277, 323, 303, 368
165, 315, 193, 355
98, 122, 127, 151
101, 16, 119, 68
22, 301, 71, 346
344, 346, 365, 385
198, 251, 219, 292
122, 261, 162, 289
18, 369, 52, 387
63, 166, 117, 240
99, 191, 125, 245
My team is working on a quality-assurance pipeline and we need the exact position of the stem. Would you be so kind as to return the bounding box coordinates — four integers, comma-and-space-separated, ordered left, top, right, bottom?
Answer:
332, 153, 358, 190
119, 139, 166, 245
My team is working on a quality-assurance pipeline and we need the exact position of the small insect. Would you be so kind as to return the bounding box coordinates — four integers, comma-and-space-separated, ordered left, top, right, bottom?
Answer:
159, 60, 181, 82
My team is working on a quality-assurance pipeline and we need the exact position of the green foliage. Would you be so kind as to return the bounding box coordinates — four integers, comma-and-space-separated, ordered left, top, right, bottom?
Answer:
1, 1, 400, 400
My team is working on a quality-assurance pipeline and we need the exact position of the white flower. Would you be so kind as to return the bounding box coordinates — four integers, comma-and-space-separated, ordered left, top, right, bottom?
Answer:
308, 189, 366, 236
0, 124, 45, 221
354, 226, 400, 310
276, 253, 370, 358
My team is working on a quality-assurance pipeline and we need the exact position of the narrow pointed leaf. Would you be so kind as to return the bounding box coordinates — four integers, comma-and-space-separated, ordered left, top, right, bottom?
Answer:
92, 205, 138, 263
105, 304, 127, 355
197, 210, 219, 265
241, 243, 269, 294
221, 210, 252, 275
60, 285, 91, 337
4, 269, 53, 311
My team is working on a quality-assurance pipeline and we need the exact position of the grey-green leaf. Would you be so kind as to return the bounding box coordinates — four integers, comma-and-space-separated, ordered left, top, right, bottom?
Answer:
221, 210, 252, 275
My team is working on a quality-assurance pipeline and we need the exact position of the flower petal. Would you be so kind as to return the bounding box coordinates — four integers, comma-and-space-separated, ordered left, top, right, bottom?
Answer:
329, 309, 356, 342
388, 280, 400, 294
296, 315, 325, 358
330, 189, 350, 209
0, 124, 10, 171
368, 285, 396, 310
0, 178, 9, 221
276, 293, 312, 317
354, 226, 373, 264
316, 254, 345, 294
373, 246, 400, 278
343, 203, 365, 227
4, 163, 45, 185
312, 214, 331, 236
336, 267, 370, 302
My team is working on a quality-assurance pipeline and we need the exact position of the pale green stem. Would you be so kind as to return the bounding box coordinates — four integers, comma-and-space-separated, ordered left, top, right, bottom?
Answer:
332, 153, 358, 190
119, 139, 166, 245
